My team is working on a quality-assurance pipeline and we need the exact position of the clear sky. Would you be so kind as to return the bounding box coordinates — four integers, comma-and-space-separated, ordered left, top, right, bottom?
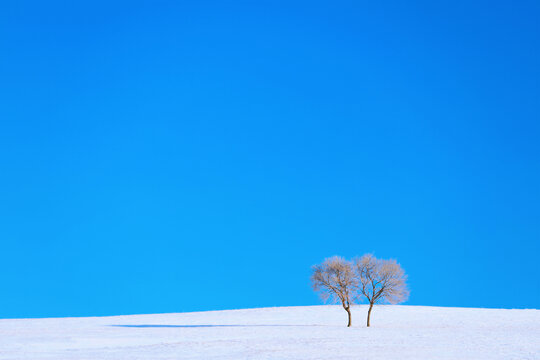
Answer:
0, 0, 539, 318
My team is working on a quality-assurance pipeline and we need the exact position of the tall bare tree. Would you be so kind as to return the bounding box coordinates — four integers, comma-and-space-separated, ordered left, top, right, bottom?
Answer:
354, 254, 409, 327
311, 256, 356, 327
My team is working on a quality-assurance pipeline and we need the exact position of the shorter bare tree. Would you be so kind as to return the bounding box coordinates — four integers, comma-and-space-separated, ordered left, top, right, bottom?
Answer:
311, 256, 356, 327
354, 254, 409, 327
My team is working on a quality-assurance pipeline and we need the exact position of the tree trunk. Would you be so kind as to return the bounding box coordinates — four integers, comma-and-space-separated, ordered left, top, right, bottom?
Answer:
346, 307, 352, 327
367, 303, 373, 327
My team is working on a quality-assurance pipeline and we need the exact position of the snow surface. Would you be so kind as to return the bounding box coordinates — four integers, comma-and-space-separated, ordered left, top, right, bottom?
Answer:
0, 305, 538, 359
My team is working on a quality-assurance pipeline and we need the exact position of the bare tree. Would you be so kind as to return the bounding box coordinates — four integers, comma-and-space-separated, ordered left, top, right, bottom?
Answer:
354, 254, 409, 327
311, 256, 356, 327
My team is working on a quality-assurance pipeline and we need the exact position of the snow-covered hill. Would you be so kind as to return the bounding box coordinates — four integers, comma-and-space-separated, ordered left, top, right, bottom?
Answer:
0, 305, 538, 359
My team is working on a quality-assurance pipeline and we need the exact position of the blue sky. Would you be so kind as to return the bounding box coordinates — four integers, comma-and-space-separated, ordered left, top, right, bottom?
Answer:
0, 0, 539, 318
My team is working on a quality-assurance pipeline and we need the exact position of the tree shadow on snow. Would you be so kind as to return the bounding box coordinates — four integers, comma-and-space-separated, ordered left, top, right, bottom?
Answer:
109, 324, 318, 328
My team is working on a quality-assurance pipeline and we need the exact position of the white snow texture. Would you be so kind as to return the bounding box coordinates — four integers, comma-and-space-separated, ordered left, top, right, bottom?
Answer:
0, 305, 538, 359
